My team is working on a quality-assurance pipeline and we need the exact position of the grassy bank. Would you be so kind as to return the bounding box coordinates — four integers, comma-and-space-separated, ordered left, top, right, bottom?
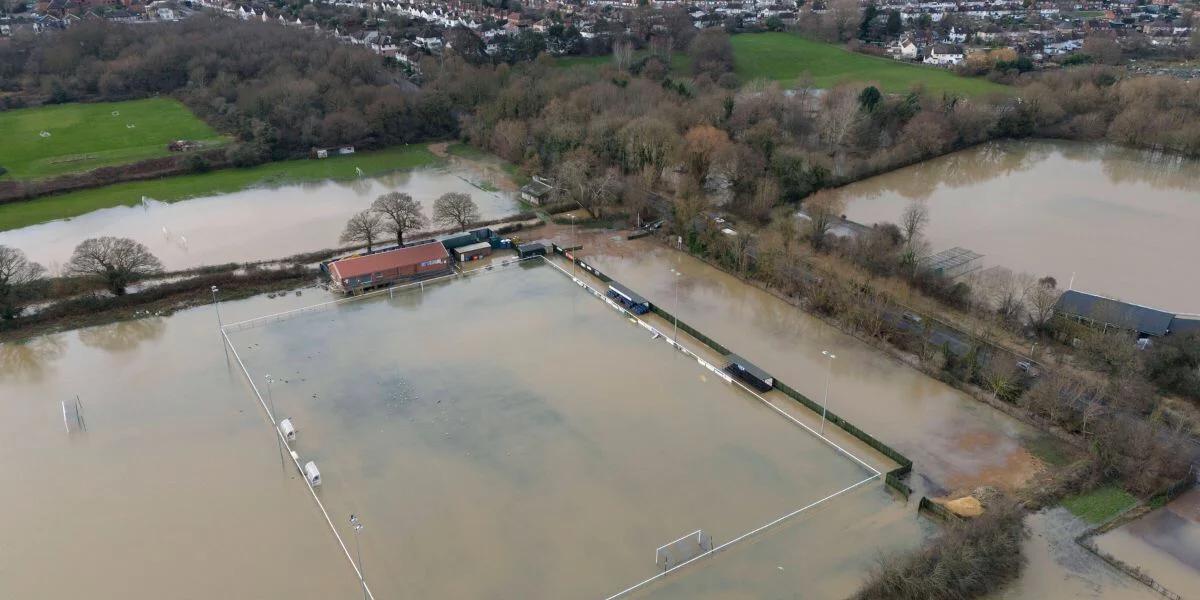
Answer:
0, 144, 441, 232
0, 98, 226, 180
731, 33, 1009, 96
1062, 485, 1138, 524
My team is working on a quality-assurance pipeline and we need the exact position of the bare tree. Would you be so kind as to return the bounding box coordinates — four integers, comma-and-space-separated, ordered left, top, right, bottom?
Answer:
803, 192, 845, 251
371, 192, 427, 246
612, 38, 634, 71
899, 200, 929, 247
0, 245, 45, 319
67, 237, 163, 296
1027, 278, 1063, 332
433, 192, 481, 231
340, 210, 386, 252
817, 86, 863, 167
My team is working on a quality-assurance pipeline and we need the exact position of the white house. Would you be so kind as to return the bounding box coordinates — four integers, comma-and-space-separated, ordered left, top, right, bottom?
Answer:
924, 44, 965, 66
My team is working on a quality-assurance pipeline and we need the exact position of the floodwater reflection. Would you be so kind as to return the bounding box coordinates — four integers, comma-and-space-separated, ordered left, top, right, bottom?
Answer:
0, 166, 521, 272
835, 140, 1200, 311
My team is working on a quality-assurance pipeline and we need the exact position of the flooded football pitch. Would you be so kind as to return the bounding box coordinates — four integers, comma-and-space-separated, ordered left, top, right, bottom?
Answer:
222, 261, 890, 599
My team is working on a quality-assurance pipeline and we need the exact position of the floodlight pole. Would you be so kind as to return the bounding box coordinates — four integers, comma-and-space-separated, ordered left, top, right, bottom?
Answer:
350, 514, 367, 600
570, 213, 577, 280
211, 285, 222, 327
266, 374, 283, 469
670, 269, 682, 347
820, 350, 836, 435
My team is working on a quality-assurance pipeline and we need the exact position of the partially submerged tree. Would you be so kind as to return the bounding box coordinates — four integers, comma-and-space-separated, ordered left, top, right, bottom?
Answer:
371, 192, 428, 247
0, 245, 45, 319
340, 210, 386, 252
803, 192, 845, 251
432, 192, 481, 231
67, 237, 162, 296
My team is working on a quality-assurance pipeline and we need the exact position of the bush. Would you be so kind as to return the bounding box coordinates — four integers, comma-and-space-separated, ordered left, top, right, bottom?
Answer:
1143, 332, 1200, 399
855, 498, 1027, 600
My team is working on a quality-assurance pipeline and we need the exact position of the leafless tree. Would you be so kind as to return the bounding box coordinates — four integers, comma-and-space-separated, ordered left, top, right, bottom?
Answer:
339, 210, 386, 252
371, 192, 427, 246
612, 38, 634, 71
899, 199, 929, 247
1026, 278, 1063, 332
433, 192, 481, 231
804, 192, 845, 251
66, 237, 163, 296
818, 86, 862, 161
0, 245, 45, 319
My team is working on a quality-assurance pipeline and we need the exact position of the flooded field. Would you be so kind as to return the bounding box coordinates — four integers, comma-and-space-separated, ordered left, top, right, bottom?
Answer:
576, 235, 1057, 498
834, 140, 1200, 311
0, 294, 359, 599
223, 262, 888, 599
0, 166, 520, 272
1093, 488, 1200, 595
990, 509, 1166, 600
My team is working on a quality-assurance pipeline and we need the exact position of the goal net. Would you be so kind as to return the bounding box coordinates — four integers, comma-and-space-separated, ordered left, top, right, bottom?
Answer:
655, 530, 713, 571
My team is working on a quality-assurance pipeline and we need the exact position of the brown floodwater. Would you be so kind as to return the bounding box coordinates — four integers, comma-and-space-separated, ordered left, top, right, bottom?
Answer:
833, 140, 1200, 312
0, 292, 360, 599
222, 262, 893, 599
991, 508, 1166, 600
1093, 488, 1200, 595
575, 235, 1054, 498
0, 167, 519, 272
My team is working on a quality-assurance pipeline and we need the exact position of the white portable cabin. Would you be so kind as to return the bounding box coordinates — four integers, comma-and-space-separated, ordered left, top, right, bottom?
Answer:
279, 418, 296, 441
304, 461, 322, 487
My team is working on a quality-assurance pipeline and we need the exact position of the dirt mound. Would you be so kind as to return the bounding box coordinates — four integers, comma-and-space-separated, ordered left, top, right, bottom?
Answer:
945, 496, 984, 518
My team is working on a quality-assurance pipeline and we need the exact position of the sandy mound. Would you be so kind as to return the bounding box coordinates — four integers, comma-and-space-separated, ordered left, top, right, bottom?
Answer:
945, 496, 984, 518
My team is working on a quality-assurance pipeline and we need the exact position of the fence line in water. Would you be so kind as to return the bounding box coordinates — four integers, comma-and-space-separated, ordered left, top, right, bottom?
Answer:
540, 257, 882, 478
221, 328, 376, 600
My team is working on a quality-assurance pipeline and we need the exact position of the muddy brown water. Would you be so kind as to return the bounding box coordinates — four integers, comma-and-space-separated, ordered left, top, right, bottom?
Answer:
575, 236, 1055, 498
0, 167, 520, 272
1093, 488, 1200, 595
990, 509, 1167, 600
0, 295, 359, 599
833, 140, 1200, 312
223, 263, 894, 599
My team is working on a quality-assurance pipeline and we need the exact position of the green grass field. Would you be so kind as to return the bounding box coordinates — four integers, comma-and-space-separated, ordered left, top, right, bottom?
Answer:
0, 145, 440, 232
732, 33, 1008, 96
0, 98, 227, 180
1062, 485, 1138, 524
556, 34, 1006, 96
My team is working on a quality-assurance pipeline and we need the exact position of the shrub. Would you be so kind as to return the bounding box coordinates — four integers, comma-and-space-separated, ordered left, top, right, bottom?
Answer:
855, 498, 1027, 600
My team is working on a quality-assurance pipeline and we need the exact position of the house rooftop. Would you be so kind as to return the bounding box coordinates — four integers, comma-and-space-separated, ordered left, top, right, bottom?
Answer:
329, 243, 449, 280
1054, 289, 1175, 337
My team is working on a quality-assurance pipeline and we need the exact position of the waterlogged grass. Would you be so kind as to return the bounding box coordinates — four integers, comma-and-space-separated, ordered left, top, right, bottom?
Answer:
731, 33, 1009, 96
0, 98, 226, 180
1062, 485, 1138, 524
447, 142, 526, 184
0, 145, 440, 232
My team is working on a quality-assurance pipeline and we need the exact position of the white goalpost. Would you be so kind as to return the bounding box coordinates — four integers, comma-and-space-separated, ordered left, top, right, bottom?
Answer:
656, 530, 713, 571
